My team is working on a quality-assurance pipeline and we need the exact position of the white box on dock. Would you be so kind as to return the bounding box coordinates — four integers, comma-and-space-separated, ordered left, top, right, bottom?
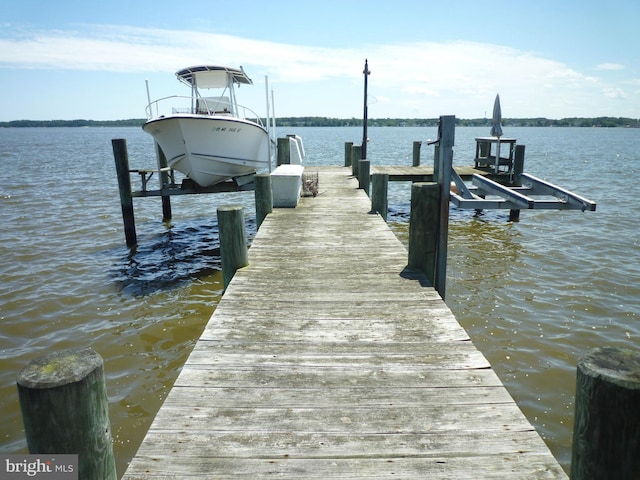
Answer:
271, 164, 304, 208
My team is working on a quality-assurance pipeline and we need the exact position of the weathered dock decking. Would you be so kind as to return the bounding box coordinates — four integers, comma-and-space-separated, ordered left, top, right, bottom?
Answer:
123, 166, 568, 479
371, 165, 484, 181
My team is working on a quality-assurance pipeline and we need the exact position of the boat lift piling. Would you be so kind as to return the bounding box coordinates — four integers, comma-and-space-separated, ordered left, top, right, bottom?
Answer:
112, 139, 137, 248
155, 142, 173, 221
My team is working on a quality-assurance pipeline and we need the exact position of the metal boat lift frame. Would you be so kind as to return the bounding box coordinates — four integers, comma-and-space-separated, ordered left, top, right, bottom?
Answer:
450, 169, 596, 212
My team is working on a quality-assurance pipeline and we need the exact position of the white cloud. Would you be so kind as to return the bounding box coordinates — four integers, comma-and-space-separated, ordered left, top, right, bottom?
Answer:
596, 63, 625, 71
603, 87, 626, 99
0, 24, 637, 119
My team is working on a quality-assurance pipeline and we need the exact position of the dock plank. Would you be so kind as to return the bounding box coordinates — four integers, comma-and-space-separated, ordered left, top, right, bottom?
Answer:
370, 165, 486, 181
122, 166, 567, 479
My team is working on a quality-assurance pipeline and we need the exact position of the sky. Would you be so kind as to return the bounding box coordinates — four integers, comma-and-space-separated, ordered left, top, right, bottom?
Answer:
1, 0, 639, 121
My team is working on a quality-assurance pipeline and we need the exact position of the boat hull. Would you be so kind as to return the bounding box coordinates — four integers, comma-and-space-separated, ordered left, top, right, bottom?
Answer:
143, 115, 269, 187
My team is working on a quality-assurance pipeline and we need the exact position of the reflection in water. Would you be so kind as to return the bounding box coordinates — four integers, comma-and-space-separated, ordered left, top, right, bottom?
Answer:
114, 220, 226, 296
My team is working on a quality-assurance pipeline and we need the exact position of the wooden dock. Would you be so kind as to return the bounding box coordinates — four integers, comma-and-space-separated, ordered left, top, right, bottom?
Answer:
371, 165, 485, 181
122, 166, 568, 479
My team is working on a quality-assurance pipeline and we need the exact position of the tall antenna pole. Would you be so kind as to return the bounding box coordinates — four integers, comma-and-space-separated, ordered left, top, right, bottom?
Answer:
265, 75, 274, 172
362, 59, 370, 159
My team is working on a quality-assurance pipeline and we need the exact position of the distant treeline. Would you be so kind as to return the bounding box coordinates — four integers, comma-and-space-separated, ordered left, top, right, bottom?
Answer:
2, 116, 639, 128
0, 119, 147, 128
275, 116, 640, 128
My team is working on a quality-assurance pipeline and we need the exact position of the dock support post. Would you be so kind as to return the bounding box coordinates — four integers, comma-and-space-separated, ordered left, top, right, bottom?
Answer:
408, 182, 440, 286
432, 144, 440, 182
571, 346, 640, 479
17, 347, 117, 480
155, 143, 172, 221
277, 137, 290, 166
218, 205, 248, 289
434, 115, 455, 299
513, 144, 525, 185
112, 138, 137, 248
344, 142, 353, 167
508, 145, 525, 221
371, 173, 388, 221
358, 159, 370, 195
412, 141, 422, 166
254, 174, 272, 228
351, 145, 362, 177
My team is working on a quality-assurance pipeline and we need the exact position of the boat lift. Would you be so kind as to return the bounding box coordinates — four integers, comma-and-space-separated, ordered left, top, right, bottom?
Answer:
450, 169, 597, 212
448, 135, 596, 214
408, 116, 597, 298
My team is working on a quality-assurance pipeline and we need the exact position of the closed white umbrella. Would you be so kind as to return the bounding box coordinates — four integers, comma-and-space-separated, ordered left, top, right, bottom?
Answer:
490, 94, 502, 173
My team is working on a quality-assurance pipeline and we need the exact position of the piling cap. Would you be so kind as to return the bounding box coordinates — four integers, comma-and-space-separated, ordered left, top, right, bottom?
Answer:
17, 347, 103, 389
580, 346, 640, 390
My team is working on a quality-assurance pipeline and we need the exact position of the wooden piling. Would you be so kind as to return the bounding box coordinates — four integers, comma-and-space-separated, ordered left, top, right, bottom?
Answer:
277, 137, 290, 166
254, 174, 272, 229
155, 143, 172, 221
509, 145, 525, 222
432, 144, 440, 182
358, 159, 370, 195
412, 141, 422, 166
408, 182, 440, 286
351, 145, 362, 177
571, 346, 640, 480
217, 205, 248, 289
371, 173, 388, 221
508, 208, 521, 222
344, 142, 353, 167
17, 347, 116, 480
112, 138, 137, 247
513, 144, 525, 185
434, 116, 455, 299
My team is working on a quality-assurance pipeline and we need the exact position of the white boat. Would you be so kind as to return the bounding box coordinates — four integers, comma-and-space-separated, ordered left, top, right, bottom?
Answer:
143, 65, 270, 187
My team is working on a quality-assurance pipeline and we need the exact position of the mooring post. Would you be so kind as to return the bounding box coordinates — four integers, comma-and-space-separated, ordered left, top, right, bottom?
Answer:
571, 346, 640, 479
434, 115, 455, 299
254, 174, 272, 228
351, 145, 362, 177
371, 173, 388, 221
358, 159, 370, 195
17, 347, 117, 480
155, 143, 172, 221
412, 141, 422, 166
112, 138, 137, 247
218, 205, 249, 289
408, 182, 440, 286
277, 137, 290, 166
344, 142, 353, 167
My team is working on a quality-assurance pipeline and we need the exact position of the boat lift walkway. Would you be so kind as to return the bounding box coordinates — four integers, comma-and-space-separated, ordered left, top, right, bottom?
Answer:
122, 167, 568, 479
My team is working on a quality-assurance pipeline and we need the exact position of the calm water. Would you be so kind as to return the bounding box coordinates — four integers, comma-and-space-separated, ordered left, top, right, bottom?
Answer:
1, 125, 639, 476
